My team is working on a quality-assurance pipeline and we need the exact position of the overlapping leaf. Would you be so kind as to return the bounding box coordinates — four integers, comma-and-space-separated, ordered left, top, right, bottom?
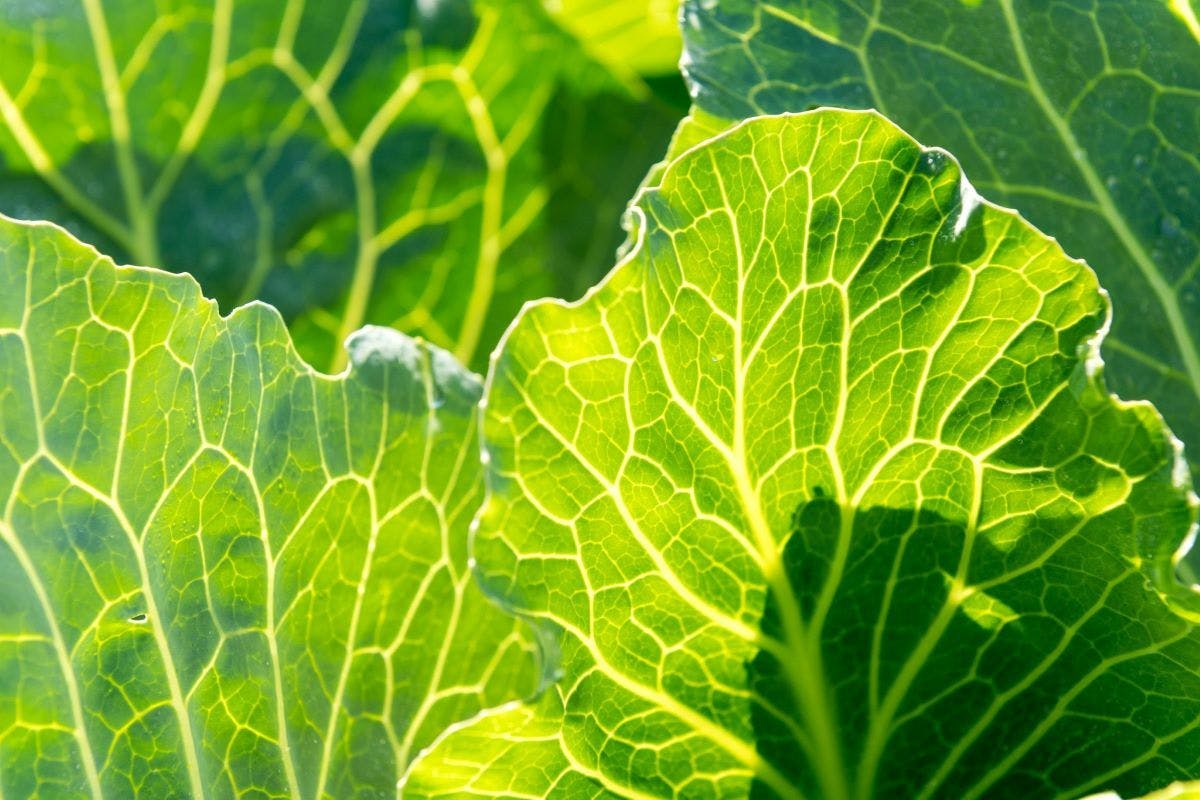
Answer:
0, 0, 680, 372
406, 111, 1200, 798
0, 215, 539, 798
678, 0, 1200, 478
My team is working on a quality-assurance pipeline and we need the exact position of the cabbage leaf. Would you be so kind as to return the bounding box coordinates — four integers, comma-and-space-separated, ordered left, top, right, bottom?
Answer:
0, 0, 679, 371
0, 214, 538, 798
406, 110, 1200, 799
679, 0, 1200, 477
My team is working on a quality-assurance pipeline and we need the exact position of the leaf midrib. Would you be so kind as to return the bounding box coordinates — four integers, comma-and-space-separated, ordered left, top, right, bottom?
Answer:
701, 142, 851, 800
0, 3, 522, 373
81, 0, 159, 266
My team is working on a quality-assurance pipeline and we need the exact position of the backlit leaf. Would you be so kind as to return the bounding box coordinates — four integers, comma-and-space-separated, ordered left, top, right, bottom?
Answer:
0, 214, 538, 798
546, 0, 683, 79
405, 110, 1200, 799
0, 0, 679, 372
678, 0, 1200, 477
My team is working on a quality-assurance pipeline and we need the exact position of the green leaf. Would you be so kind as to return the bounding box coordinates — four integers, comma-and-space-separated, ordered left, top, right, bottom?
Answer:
546, 0, 683, 80
1139, 784, 1200, 800
405, 111, 1200, 799
678, 0, 1200, 479
1085, 782, 1200, 800
0, 0, 679, 373
0, 214, 539, 798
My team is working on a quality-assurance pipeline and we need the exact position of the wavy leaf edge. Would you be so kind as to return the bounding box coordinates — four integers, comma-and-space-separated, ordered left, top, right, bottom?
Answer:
405, 107, 1200, 797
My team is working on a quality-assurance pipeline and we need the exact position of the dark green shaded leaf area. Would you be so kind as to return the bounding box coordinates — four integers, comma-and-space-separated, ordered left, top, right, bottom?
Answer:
679, 0, 1200, 479
0, 215, 539, 798
406, 111, 1200, 799
0, 0, 682, 372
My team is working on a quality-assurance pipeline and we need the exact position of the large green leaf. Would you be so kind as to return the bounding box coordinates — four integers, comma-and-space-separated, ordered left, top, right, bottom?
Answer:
0, 214, 539, 798
677, 0, 1200, 477
405, 111, 1200, 798
0, 0, 679, 373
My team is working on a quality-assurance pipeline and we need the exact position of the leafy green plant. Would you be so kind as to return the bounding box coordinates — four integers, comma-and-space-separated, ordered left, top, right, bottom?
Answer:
0, 0, 680, 371
678, 0, 1200, 479
1, 2, 1198, 799
546, 0, 683, 81
403, 109, 1200, 800
0, 215, 541, 797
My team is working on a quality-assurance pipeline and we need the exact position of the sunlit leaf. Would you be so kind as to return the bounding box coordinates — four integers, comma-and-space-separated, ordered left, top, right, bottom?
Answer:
405, 110, 1200, 799
0, 214, 538, 798
546, 0, 683, 79
0, 0, 679, 372
678, 0, 1200, 477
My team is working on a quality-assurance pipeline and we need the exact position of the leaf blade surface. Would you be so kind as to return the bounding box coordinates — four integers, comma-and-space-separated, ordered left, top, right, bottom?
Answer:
0, 214, 537, 798
0, 0, 679, 371
406, 110, 1200, 799
679, 0, 1200, 476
